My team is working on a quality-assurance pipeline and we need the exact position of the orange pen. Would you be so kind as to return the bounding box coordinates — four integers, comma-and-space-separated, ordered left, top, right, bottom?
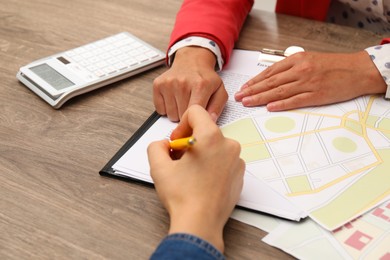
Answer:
169, 136, 197, 150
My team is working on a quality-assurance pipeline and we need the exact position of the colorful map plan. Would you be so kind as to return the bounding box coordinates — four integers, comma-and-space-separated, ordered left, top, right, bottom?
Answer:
262, 201, 390, 260
220, 95, 390, 230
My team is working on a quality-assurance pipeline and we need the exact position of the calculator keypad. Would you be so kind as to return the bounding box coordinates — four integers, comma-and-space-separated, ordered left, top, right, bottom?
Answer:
63, 33, 162, 80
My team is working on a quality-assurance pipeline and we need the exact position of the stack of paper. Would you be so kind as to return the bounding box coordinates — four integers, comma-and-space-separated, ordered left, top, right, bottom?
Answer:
102, 50, 390, 258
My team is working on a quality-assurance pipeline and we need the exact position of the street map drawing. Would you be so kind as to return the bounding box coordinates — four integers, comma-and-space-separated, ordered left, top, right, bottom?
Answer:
111, 49, 390, 233
262, 201, 390, 260
218, 50, 390, 230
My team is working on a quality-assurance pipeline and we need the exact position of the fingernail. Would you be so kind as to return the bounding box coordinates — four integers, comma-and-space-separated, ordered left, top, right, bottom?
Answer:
242, 97, 251, 106
266, 102, 276, 111
210, 112, 218, 122
241, 83, 249, 89
234, 91, 242, 101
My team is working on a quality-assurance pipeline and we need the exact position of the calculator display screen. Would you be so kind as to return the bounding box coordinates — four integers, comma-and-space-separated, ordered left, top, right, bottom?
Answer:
30, 63, 74, 90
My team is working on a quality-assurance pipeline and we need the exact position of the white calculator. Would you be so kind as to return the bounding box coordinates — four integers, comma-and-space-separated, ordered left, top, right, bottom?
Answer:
16, 32, 165, 108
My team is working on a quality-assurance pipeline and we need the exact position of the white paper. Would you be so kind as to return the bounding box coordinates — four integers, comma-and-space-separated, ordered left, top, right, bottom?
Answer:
111, 50, 307, 221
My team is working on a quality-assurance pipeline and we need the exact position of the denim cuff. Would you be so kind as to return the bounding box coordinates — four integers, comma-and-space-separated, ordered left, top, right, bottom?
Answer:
150, 233, 225, 260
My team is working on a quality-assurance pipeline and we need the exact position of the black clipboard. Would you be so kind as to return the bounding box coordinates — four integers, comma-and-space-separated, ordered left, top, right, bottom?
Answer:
97, 49, 309, 222
99, 111, 160, 185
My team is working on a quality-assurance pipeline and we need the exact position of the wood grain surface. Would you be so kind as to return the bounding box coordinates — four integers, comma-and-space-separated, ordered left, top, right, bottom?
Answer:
1, 0, 387, 259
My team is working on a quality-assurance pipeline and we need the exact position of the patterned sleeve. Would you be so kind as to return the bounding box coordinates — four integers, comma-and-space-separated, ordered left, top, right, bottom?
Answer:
365, 43, 390, 99
167, 36, 224, 71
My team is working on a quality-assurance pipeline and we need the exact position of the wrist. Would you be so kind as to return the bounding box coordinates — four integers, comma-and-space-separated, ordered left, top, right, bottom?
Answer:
173, 46, 217, 70
168, 207, 225, 252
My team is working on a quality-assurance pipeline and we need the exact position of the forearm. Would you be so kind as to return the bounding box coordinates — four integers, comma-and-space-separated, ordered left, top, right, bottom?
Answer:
168, 0, 253, 65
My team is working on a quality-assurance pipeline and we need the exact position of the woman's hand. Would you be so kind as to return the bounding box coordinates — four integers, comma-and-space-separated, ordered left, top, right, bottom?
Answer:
153, 47, 227, 122
235, 51, 387, 111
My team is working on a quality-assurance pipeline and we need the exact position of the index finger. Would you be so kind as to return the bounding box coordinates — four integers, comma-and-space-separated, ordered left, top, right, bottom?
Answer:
245, 54, 297, 86
170, 104, 217, 140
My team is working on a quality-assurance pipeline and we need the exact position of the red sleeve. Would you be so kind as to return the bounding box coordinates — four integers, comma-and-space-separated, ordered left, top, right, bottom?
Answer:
381, 38, 390, 44
168, 0, 254, 65
275, 0, 331, 21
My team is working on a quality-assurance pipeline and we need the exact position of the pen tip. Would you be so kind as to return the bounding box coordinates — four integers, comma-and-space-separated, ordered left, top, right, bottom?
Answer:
189, 137, 196, 145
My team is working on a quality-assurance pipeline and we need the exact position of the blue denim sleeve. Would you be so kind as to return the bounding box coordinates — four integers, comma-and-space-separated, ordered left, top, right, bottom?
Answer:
150, 233, 225, 260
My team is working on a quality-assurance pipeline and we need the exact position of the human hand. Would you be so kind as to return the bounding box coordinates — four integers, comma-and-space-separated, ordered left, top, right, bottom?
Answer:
153, 46, 228, 122
147, 105, 245, 252
234, 51, 387, 111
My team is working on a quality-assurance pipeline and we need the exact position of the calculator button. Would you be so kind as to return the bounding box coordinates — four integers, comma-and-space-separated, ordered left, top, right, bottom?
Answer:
121, 38, 135, 45
107, 57, 119, 65
60, 32, 164, 82
114, 33, 128, 40
103, 66, 117, 74
129, 49, 141, 56
113, 40, 126, 48
146, 50, 159, 58
87, 56, 100, 64
114, 62, 127, 70
130, 42, 143, 48
81, 52, 94, 59
120, 45, 132, 52
78, 60, 90, 67
95, 40, 107, 48
86, 64, 98, 72
138, 46, 150, 52
106, 37, 117, 43
96, 61, 109, 69
135, 54, 149, 62
124, 59, 138, 66
103, 44, 115, 52
94, 69, 106, 77
73, 47, 86, 54
91, 49, 104, 56
71, 55, 83, 62
110, 49, 122, 56
98, 53, 111, 60
65, 50, 76, 57
84, 44, 97, 51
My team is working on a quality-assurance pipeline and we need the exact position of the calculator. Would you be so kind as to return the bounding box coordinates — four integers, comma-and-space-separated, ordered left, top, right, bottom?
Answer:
16, 32, 165, 108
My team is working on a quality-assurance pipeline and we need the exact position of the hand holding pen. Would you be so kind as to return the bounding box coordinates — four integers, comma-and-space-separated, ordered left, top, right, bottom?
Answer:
147, 105, 245, 253
169, 136, 197, 150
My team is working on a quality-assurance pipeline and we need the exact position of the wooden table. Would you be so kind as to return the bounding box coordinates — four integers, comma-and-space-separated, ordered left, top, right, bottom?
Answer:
1, 0, 387, 259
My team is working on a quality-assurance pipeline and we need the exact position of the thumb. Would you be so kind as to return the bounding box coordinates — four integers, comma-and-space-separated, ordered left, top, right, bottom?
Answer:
147, 139, 171, 170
